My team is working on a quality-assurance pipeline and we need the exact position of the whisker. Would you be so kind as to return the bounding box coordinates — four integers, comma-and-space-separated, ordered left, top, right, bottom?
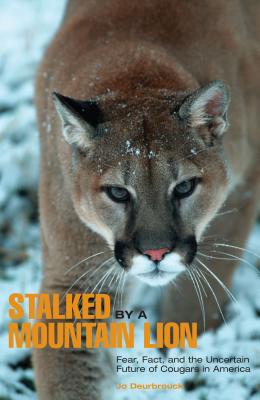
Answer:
71, 265, 115, 326
215, 243, 260, 259
211, 249, 260, 274
186, 268, 205, 331
108, 268, 118, 290
192, 266, 207, 297
190, 267, 206, 331
113, 270, 124, 315
215, 208, 238, 217
65, 251, 109, 275
196, 258, 238, 305
197, 251, 237, 262
98, 266, 116, 295
90, 265, 115, 294
199, 236, 228, 247
62, 256, 114, 302
194, 264, 227, 325
169, 279, 182, 296
111, 272, 121, 315
84, 258, 115, 294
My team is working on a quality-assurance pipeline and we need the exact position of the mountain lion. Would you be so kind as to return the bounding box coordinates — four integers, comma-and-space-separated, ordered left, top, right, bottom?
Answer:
35, 1, 260, 399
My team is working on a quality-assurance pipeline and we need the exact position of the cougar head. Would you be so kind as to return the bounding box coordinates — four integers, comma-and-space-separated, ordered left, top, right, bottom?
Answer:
53, 81, 230, 286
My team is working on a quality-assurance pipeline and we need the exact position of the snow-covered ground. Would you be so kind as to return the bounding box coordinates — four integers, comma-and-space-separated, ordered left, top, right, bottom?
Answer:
0, 1, 259, 399
0, 1, 66, 399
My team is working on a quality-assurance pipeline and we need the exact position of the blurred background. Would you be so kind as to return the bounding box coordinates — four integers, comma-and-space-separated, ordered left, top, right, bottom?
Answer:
0, 1, 65, 398
0, 1, 259, 399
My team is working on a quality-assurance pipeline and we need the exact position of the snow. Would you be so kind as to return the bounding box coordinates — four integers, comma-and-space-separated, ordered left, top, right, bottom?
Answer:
0, 1, 66, 399
126, 139, 142, 156
0, 1, 259, 399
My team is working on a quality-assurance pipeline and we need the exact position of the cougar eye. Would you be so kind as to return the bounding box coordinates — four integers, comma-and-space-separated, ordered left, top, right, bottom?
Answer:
174, 178, 197, 199
104, 186, 130, 203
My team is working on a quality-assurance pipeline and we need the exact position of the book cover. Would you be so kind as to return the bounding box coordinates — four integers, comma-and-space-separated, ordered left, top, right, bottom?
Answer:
1, 1, 260, 400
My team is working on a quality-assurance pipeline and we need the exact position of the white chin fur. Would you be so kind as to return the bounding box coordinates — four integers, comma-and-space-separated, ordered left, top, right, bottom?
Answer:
130, 253, 186, 286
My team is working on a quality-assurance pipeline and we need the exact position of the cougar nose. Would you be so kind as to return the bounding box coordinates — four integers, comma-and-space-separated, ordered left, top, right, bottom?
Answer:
143, 248, 170, 262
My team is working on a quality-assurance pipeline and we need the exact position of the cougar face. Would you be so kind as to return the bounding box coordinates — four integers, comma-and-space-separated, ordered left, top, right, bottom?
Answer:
54, 81, 230, 286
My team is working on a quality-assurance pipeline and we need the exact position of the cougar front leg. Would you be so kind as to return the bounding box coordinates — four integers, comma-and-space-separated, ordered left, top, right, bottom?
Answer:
162, 166, 260, 333
34, 344, 115, 400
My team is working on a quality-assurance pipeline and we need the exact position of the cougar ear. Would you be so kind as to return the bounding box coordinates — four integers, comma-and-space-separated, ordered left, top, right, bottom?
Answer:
179, 80, 230, 141
52, 92, 103, 150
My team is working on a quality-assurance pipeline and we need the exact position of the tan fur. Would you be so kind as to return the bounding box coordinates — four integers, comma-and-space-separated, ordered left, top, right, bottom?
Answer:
35, 1, 260, 399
